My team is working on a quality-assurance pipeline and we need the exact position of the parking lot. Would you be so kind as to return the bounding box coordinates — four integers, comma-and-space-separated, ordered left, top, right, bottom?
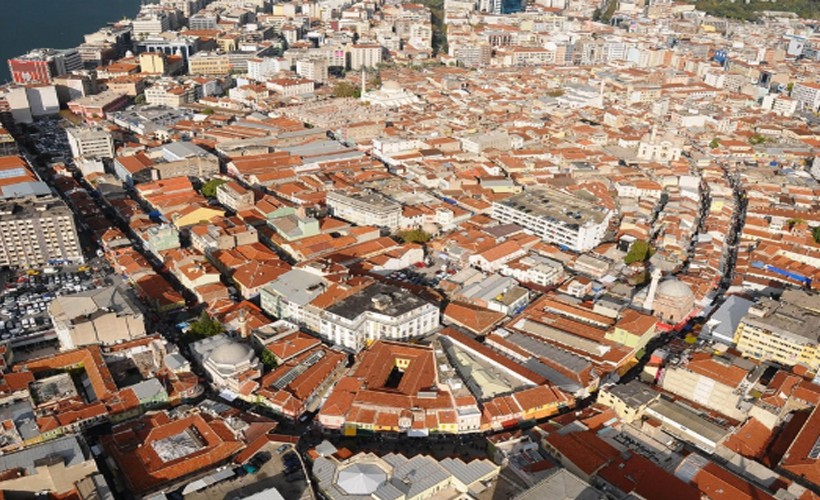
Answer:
384, 257, 456, 289
185, 442, 310, 500
25, 117, 71, 163
0, 264, 109, 350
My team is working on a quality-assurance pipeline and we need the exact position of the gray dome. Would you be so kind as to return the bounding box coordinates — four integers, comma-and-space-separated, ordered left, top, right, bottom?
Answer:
337, 463, 386, 495
657, 279, 693, 300
207, 341, 253, 366
381, 80, 402, 92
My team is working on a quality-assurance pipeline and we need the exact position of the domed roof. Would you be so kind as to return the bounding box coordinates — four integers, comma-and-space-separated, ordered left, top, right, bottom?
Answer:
337, 463, 386, 495
656, 279, 693, 300
207, 341, 253, 366
381, 80, 402, 92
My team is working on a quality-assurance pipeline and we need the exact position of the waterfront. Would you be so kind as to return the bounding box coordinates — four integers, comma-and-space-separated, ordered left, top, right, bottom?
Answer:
0, 0, 140, 82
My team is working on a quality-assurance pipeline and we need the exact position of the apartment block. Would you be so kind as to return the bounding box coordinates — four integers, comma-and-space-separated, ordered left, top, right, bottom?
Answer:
66, 126, 114, 159
327, 190, 401, 230
0, 196, 83, 268
187, 52, 232, 75
491, 187, 613, 253
319, 283, 440, 351
733, 290, 820, 370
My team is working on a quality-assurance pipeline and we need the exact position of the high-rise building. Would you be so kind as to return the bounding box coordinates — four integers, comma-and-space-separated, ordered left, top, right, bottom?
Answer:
8, 48, 83, 84
66, 126, 115, 160
0, 195, 83, 268
296, 57, 329, 83
349, 44, 383, 70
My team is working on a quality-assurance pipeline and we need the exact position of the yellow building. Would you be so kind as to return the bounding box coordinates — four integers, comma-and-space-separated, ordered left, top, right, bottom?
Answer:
170, 206, 225, 229
597, 381, 659, 423
139, 52, 166, 75
605, 309, 658, 350
187, 52, 232, 75
733, 290, 819, 370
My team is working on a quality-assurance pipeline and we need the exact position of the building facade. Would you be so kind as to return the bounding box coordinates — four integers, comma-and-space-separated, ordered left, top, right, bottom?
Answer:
491, 187, 612, 252
733, 291, 819, 370
320, 283, 440, 351
0, 196, 83, 268
326, 190, 401, 230
66, 126, 115, 159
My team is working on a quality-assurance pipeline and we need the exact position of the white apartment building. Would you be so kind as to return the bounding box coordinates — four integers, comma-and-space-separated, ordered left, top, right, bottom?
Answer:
261, 269, 328, 334
247, 57, 285, 82
296, 58, 329, 83
491, 187, 613, 253
326, 190, 401, 229
791, 82, 820, 112
144, 82, 195, 108
0, 197, 83, 268
320, 283, 440, 351
266, 78, 315, 97
216, 181, 254, 212
66, 126, 114, 159
131, 13, 171, 35
349, 43, 383, 70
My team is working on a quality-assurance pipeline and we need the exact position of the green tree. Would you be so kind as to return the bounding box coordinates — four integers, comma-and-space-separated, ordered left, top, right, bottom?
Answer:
397, 229, 432, 244
624, 240, 652, 265
201, 178, 227, 198
786, 217, 805, 230
333, 81, 361, 98
189, 311, 223, 338
201, 108, 215, 115
418, 0, 447, 54
787, 82, 795, 94
134, 94, 146, 105
594, 0, 619, 23
260, 348, 278, 370
748, 134, 767, 145
694, 0, 820, 20
812, 226, 820, 244
709, 138, 720, 149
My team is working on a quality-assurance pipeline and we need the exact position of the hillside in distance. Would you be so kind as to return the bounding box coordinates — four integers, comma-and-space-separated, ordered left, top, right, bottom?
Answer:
695, 0, 820, 20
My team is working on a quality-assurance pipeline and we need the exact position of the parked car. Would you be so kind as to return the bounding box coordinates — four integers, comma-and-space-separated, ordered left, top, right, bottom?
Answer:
250, 451, 271, 467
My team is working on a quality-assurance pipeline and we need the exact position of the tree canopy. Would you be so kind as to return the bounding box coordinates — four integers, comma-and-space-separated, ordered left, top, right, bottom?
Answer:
189, 311, 224, 338
260, 348, 278, 370
397, 229, 433, 244
624, 240, 652, 265
813, 226, 820, 244
694, 0, 820, 20
201, 178, 227, 198
333, 81, 361, 98
748, 134, 767, 145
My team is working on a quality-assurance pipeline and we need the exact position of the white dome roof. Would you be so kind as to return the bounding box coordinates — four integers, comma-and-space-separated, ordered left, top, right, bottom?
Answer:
381, 80, 402, 92
337, 463, 386, 495
657, 279, 693, 300
207, 341, 253, 366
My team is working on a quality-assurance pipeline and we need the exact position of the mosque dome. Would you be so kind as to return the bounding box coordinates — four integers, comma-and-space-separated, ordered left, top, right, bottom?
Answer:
381, 80, 402, 92
657, 279, 693, 300
207, 341, 253, 367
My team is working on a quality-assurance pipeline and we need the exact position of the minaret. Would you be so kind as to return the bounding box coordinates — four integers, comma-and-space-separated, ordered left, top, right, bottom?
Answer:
360, 68, 366, 100
643, 267, 663, 312
238, 308, 249, 339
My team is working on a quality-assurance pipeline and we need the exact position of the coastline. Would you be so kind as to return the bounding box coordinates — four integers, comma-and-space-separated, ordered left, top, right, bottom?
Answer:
0, 0, 141, 82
